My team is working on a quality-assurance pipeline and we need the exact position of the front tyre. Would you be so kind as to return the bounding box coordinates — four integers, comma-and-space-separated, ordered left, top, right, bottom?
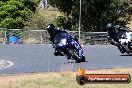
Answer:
128, 42, 132, 50
81, 56, 86, 62
68, 49, 81, 63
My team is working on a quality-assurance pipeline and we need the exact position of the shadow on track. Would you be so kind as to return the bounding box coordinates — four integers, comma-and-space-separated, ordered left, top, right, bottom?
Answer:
64, 61, 88, 64
120, 54, 132, 56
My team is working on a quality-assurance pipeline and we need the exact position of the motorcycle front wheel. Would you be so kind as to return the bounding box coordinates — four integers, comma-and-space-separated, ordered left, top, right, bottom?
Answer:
128, 42, 132, 50
68, 49, 81, 63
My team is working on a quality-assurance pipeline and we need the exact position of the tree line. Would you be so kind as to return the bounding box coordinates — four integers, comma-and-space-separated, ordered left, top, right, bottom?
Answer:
49, 0, 131, 31
0, 0, 39, 29
0, 0, 131, 31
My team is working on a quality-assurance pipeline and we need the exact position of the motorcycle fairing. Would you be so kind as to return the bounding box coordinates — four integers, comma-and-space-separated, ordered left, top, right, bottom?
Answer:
119, 32, 132, 44
54, 32, 84, 59
54, 33, 70, 49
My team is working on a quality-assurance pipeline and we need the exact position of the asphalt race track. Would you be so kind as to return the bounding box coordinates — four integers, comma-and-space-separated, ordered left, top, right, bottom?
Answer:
0, 44, 132, 74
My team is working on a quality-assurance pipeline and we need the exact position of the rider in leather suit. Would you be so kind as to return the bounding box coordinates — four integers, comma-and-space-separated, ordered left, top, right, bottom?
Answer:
106, 23, 126, 53
47, 23, 79, 57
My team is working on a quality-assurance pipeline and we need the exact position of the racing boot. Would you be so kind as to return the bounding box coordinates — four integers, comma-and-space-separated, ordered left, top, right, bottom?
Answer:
117, 45, 125, 53
67, 55, 71, 60
54, 50, 64, 56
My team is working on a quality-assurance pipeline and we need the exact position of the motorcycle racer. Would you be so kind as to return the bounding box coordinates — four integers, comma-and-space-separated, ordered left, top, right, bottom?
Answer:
106, 22, 131, 53
47, 23, 85, 62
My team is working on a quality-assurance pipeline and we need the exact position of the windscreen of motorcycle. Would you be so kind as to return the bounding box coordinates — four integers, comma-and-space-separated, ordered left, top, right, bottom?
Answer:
54, 33, 67, 46
131, 33, 132, 39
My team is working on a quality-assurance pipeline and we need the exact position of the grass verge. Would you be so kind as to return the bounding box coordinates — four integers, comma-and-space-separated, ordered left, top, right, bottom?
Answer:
0, 68, 132, 88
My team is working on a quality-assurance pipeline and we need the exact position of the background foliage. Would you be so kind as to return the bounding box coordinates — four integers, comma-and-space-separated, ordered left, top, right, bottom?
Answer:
0, 0, 131, 32
49, 0, 131, 31
0, 0, 39, 29
24, 6, 64, 30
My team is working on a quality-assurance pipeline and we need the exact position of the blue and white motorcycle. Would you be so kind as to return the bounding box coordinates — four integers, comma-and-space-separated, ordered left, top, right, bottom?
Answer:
53, 32, 85, 63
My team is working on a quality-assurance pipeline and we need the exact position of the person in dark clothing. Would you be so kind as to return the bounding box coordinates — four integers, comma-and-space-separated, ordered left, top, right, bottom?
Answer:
106, 23, 118, 44
106, 23, 126, 53
47, 23, 73, 56
47, 24, 70, 45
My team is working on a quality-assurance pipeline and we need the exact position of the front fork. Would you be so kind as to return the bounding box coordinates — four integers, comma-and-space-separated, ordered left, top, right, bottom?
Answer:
71, 41, 83, 58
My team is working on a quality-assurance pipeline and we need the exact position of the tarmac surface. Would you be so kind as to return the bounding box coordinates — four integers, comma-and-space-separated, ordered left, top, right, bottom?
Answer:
0, 44, 132, 74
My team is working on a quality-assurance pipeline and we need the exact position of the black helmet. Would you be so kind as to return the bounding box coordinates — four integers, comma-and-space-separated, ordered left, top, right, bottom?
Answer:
106, 23, 113, 29
106, 22, 114, 31
47, 23, 55, 34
